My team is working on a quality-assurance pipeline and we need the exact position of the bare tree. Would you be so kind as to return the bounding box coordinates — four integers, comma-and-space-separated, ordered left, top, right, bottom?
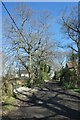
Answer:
3, 4, 55, 87
60, 5, 80, 82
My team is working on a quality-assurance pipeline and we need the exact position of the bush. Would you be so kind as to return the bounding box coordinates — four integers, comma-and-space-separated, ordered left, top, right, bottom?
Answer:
2, 96, 16, 113
59, 66, 79, 89
63, 82, 75, 89
54, 71, 61, 80
73, 89, 80, 93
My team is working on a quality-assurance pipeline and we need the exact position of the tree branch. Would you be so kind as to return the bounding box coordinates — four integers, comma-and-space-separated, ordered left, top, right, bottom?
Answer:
68, 45, 78, 53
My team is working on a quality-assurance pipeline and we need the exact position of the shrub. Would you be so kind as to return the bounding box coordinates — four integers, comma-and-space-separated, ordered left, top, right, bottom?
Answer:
60, 67, 77, 88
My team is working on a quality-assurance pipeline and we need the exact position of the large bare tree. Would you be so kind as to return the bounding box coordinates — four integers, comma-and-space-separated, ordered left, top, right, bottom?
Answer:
60, 4, 80, 82
3, 3, 56, 87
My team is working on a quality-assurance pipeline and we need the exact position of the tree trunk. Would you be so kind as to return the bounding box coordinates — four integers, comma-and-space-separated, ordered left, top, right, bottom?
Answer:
77, 42, 80, 84
78, 2, 80, 85
27, 53, 33, 88
30, 54, 33, 88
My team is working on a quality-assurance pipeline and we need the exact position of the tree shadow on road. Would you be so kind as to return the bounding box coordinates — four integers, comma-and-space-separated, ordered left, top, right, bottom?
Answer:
2, 82, 80, 120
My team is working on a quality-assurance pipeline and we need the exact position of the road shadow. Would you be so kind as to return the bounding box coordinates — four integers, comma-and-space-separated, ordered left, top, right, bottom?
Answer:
2, 81, 80, 120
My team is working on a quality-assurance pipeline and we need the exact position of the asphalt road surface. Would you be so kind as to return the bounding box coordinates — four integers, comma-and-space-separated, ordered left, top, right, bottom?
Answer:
2, 81, 80, 120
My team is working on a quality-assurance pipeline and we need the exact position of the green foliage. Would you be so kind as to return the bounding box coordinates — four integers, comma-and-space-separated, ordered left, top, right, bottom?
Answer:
63, 82, 80, 93
73, 89, 80, 93
2, 80, 15, 100
54, 71, 61, 80
60, 66, 78, 88
2, 96, 16, 112
63, 82, 75, 89
68, 52, 78, 62
32, 62, 51, 87
2, 96, 15, 104
3, 81, 14, 97
27, 79, 32, 88
42, 72, 48, 81
2, 104, 15, 112
33, 79, 45, 87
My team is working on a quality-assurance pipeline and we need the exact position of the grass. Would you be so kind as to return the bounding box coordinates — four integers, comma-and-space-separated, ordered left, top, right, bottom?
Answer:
2, 96, 16, 113
63, 82, 80, 93
73, 88, 80, 93
2, 104, 15, 111
63, 83, 74, 89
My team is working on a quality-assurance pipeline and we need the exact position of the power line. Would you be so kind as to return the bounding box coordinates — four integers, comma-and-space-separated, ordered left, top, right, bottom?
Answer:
2, 1, 29, 45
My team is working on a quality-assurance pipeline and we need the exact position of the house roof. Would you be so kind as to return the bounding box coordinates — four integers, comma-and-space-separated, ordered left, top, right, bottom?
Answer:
66, 62, 77, 69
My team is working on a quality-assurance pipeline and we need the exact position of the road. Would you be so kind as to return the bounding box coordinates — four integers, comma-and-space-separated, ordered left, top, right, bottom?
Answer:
2, 81, 80, 120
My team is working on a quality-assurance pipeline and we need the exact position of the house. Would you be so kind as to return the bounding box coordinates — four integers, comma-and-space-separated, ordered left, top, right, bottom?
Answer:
66, 62, 77, 71
63, 61, 78, 82
15, 70, 29, 79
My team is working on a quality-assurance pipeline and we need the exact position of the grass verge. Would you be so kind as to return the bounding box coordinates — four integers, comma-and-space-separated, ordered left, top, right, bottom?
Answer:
2, 96, 16, 114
